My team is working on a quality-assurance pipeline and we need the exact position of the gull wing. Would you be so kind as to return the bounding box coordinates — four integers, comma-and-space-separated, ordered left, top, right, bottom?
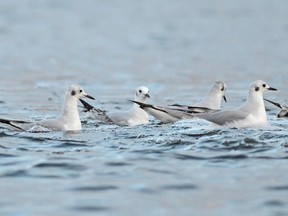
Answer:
131, 100, 208, 123
264, 98, 283, 109
79, 99, 114, 123
196, 109, 249, 126
0, 118, 30, 131
169, 105, 216, 114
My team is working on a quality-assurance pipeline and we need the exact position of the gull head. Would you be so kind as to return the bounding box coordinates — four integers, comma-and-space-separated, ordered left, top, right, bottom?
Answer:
135, 86, 150, 102
213, 81, 227, 102
67, 84, 95, 100
249, 80, 277, 96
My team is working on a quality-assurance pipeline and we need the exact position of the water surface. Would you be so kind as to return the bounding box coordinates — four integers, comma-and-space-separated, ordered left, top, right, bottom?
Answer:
0, 1, 288, 216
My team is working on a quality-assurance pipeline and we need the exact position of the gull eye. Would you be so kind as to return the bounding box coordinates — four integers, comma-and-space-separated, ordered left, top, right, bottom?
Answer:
262, 84, 266, 88
139, 90, 142, 93
79, 89, 83, 93
221, 87, 224, 91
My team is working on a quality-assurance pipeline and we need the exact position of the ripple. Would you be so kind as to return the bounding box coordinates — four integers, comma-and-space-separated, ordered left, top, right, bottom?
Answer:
242, 137, 262, 144
1, 170, 29, 177
145, 168, 173, 174
266, 185, 288, 191
0, 153, 17, 158
213, 154, 248, 160
0, 131, 10, 138
182, 129, 222, 138
105, 162, 131, 166
131, 149, 166, 155
72, 206, 110, 212
17, 147, 29, 151
174, 153, 249, 161
259, 131, 288, 140
33, 162, 87, 171
199, 143, 256, 152
161, 183, 199, 190
52, 142, 89, 148
264, 200, 286, 207
72, 185, 118, 192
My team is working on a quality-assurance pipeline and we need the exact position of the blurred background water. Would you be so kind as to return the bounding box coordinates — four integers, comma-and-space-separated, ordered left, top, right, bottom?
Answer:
0, 0, 288, 216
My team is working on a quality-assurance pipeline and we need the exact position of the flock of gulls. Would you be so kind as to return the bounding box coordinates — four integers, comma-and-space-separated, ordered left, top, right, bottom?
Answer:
0, 80, 286, 132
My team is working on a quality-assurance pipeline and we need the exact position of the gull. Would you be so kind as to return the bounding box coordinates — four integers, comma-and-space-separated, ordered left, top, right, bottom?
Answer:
264, 98, 288, 118
191, 80, 277, 128
0, 84, 95, 131
172, 81, 227, 109
80, 86, 150, 126
131, 81, 227, 123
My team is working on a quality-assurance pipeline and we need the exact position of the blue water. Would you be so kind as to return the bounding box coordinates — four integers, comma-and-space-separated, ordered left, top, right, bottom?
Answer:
0, 1, 288, 216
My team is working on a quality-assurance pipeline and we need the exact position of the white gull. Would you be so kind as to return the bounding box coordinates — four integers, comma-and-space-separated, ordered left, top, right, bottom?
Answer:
0, 84, 95, 131
80, 86, 150, 126
132, 81, 227, 123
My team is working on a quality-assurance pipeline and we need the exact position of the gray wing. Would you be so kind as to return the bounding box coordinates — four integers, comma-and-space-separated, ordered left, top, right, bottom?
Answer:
38, 118, 65, 131
197, 109, 249, 125
106, 110, 132, 125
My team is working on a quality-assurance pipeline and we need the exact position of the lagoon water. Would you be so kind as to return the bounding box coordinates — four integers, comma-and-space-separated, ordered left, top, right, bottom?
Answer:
0, 0, 288, 215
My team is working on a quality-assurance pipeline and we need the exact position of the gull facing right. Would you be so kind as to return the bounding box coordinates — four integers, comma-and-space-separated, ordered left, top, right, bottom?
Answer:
0, 84, 95, 131
192, 80, 277, 128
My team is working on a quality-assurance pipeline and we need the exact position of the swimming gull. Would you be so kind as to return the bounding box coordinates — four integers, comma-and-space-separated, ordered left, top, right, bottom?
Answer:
192, 80, 277, 128
0, 84, 95, 131
131, 81, 227, 123
80, 86, 150, 126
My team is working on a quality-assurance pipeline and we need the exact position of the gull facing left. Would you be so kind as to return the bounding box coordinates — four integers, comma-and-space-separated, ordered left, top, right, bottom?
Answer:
0, 84, 95, 131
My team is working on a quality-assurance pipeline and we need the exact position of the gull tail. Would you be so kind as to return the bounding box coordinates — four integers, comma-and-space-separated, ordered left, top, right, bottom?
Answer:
0, 118, 29, 131
79, 99, 114, 123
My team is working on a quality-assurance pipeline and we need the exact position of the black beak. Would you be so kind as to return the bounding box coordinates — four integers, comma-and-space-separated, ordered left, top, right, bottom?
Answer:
145, 93, 150, 98
268, 87, 277, 91
223, 95, 227, 103
85, 94, 95, 100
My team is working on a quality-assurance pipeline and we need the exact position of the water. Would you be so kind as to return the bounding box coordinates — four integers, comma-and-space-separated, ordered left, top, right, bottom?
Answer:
0, 0, 288, 215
